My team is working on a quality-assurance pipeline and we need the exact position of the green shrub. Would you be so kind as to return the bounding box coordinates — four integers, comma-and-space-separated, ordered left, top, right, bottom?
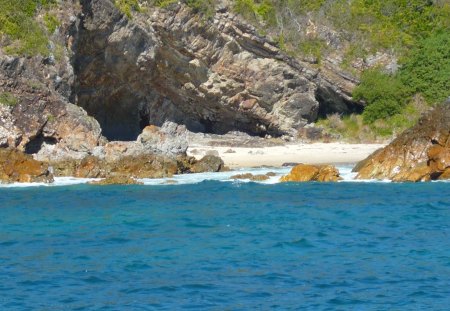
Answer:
234, 0, 275, 25
114, 0, 141, 18
0, 92, 18, 107
43, 13, 59, 34
400, 31, 450, 104
296, 37, 327, 62
353, 69, 410, 123
0, 0, 57, 56
185, 0, 216, 18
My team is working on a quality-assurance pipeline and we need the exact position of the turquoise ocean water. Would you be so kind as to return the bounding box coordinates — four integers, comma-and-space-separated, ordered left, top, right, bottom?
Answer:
0, 170, 449, 310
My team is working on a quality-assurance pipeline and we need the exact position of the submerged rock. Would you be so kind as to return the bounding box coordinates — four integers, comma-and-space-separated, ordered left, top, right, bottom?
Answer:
230, 173, 270, 181
89, 176, 143, 185
354, 103, 450, 181
280, 164, 341, 182
0, 148, 53, 183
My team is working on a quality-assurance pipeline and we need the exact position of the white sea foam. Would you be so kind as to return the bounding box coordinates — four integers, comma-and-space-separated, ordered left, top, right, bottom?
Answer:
2, 165, 447, 187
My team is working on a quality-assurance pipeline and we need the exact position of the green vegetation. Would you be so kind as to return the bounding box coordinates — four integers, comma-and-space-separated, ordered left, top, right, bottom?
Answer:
400, 31, 450, 104
0, 92, 18, 107
317, 100, 426, 142
352, 31, 449, 125
353, 69, 409, 123
114, 0, 142, 18
185, 0, 216, 17
43, 12, 59, 33
0, 0, 57, 56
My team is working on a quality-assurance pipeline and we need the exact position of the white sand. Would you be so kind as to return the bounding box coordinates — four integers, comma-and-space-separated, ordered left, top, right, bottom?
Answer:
187, 143, 385, 168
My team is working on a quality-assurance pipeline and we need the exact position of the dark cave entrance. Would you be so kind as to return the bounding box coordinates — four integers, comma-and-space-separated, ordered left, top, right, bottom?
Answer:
75, 89, 151, 142
315, 86, 363, 119
24, 134, 57, 154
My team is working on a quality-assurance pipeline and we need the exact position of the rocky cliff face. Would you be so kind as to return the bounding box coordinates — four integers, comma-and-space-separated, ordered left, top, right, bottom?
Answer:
72, 0, 359, 140
0, 0, 359, 164
354, 102, 450, 182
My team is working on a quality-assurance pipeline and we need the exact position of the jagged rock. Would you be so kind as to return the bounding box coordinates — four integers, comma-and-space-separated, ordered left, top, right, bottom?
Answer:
0, 0, 361, 182
190, 155, 224, 173
0, 148, 53, 183
280, 164, 341, 182
71, 0, 357, 139
137, 121, 188, 155
89, 176, 143, 185
354, 103, 450, 181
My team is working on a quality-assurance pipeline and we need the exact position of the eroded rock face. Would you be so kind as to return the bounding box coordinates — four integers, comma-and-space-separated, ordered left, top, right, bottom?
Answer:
71, 0, 357, 139
280, 164, 341, 182
0, 51, 104, 161
0, 148, 53, 183
354, 103, 450, 181
1, 0, 359, 171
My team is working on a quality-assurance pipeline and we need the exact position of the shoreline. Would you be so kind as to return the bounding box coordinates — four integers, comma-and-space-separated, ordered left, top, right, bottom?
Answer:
187, 142, 385, 169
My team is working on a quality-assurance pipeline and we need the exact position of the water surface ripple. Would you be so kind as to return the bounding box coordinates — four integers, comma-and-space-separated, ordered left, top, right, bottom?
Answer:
0, 182, 449, 310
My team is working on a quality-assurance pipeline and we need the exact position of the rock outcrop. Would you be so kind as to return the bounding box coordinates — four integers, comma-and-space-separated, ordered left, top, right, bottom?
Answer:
0, 0, 363, 182
354, 102, 450, 181
280, 164, 341, 182
189, 155, 225, 173
71, 0, 359, 139
0, 148, 53, 183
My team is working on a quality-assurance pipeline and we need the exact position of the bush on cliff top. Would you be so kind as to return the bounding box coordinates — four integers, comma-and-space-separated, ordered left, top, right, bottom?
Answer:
354, 31, 449, 124
400, 31, 450, 105
0, 0, 56, 56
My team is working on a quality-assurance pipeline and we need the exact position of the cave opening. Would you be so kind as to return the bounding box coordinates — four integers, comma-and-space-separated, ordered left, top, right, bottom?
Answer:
25, 134, 57, 155
315, 86, 363, 119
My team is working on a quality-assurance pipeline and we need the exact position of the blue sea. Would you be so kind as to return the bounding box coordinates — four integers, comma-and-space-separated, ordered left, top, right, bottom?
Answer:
0, 167, 449, 310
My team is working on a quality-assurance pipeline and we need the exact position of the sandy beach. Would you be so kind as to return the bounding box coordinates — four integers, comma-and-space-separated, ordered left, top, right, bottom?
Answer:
187, 142, 385, 168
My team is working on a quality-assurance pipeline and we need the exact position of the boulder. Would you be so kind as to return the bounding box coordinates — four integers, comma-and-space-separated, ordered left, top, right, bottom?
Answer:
280, 164, 341, 182
190, 155, 224, 173
354, 102, 450, 181
0, 148, 53, 183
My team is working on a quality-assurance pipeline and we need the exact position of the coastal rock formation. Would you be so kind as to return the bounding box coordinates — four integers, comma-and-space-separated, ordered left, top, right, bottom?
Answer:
0, 0, 362, 182
0, 148, 53, 183
280, 164, 341, 182
71, 0, 359, 139
190, 155, 225, 173
354, 103, 450, 181
51, 154, 180, 179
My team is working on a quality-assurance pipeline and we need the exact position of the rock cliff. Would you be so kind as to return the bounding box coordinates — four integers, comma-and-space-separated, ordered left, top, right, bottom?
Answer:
0, 0, 362, 182
354, 102, 450, 182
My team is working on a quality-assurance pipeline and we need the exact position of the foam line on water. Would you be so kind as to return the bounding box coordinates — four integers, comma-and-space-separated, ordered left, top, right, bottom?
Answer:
2, 165, 447, 187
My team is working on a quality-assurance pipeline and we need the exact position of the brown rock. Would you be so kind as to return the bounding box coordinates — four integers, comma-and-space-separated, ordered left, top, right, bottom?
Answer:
438, 168, 450, 180
230, 173, 270, 181
280, 164, 341, 182
190, 155, 224, 173
89, 176, 143, 185
0, 148, 53, 183
354, 103, 450, 181
51, 154, 179, 179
